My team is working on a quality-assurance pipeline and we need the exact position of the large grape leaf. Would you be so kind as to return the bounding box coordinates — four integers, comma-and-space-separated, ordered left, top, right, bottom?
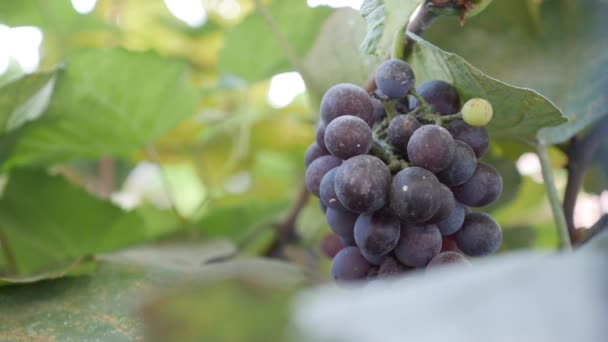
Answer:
0, 72, 55, 136
0, 48, 200, 169
219, 0, 331, 83
0, 169, 181, 279
423, 0, 608, 144
407, 35, 566, 141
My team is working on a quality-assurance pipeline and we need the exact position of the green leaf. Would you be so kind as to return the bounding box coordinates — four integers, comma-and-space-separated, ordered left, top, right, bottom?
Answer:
0, 72, 55, 136
0, 169, 181, 278
360, 0, 423, 55
423, 0, 608, 144
465, 0, 495, 18
219, 0, 331, 82
407, 35, 566, 141
1, 49, 200, 169
303, 8, 382, 96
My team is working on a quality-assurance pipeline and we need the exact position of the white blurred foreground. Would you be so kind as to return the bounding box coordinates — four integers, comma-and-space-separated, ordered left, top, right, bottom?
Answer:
293, 235, 608, 342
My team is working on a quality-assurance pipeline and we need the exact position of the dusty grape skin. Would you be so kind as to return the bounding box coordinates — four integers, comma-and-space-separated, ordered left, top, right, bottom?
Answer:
407, 125, 455, 173
321, 233, 345, 258
334, 155, 391, 214
324, 115, 373, 159
304, 142, 328, 167
426, 184, 455, 224
316, 122, 327, 150
436, 201, 466, 236
390, 167, 443, 223
394, 223, 442, 267
354, 208, 401, 257
456, 213, 502, 257
320, 83, 374, 127
375, 59, 416, 99
452, 162, 503, 207
377, 256, 408, 278
436, 140, 477, 186
371, 98, 387, 123
388, 114, 421, 153
326, 207, 357, 242
426, 251, 471, 270
320, 168, 346, 210
331, 246, 372, 281
305, 155, 342, 197
360, 249, 387, 266
446, 120, 489, 158
409, 80, 460, 115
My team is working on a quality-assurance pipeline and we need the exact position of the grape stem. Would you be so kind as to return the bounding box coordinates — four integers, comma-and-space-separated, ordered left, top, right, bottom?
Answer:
371, 141, 409, 172
382, 101, 399, 121
536, 143, 572, 251
410, 89, 432, 112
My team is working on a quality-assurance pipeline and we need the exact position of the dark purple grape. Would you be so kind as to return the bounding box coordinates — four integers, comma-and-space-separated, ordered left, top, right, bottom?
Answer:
304, 142, 328, 167
361, 249, 387, 266
320, 168, 345, 210
452, 162, 503, 207
436, 140, 477, 186
456, 213, 502, 257
316, 122, 327, 150
371, 98, 387, 123
324, 115, 373, 159
340, 235, 356, 246
407, 125, 455, 173
426, 184, 455, 224
375, 59, 416, 99
334, 155, 391, 214
388, 114, 421, 153
321, 233, 344, 258
354, 208, 401, 257
378, 256, 407, 278
394, 223, 442, 267
319, 200, 327, 214
426, 251, 470, 270
441, 235, 462, 253
436, 201, 466, 236
446, 120, 489, 158
305, 155, 342, 197
409, 80, 460, 115
331, 246, 372, 281
390, 167, 443, 222
320, 83, 374, 127
326, 207, 357, 241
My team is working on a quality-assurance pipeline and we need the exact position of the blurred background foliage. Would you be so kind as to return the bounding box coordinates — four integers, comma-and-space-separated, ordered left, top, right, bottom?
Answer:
0, 0, 606, 340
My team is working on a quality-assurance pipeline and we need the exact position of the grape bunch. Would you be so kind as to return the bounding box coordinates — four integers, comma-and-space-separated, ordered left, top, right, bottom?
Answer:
306, 59, 503, 282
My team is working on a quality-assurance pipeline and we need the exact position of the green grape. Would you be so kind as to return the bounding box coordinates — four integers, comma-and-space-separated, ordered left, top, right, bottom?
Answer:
461, 98, 493, 127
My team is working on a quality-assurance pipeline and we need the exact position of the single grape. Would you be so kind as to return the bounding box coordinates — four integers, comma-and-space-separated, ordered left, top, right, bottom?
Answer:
375, 59, 416, 99
461, 98, 493, 127
394, 223, 442, 267
446, 120, 489, 158
441, 236, 462, 253
388, 114, 421, 154
456, 213, 502, 257
436, 201, 466, 236
320, 83, 374, 127
331, 246, 372, 281
354, 208, 401, 257
304, 142, 328, 167
452, 162, 503, 207
316, 122, 327, 150
334, 155, 391, 213
326, 207, 358, 242
407, 125, 455, 173
371, 98, 387, 123
321, 233, 344, 258
320, 168, 345, 210
340, 235, 356, 246
324, 115, 373, 159
426, 251, 471, 270
319, 200, 328, 214
361, 249, 387, 266
436, 140, 477, 186
409, 80, 460, 115
390, 167, 443, 222
378, 256, 407, 278
426, 184, 455, 224
305, 155, 342, 197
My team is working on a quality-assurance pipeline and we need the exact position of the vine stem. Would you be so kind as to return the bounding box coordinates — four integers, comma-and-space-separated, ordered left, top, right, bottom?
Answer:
0, 226, 18, 274
536, 143, 572, 251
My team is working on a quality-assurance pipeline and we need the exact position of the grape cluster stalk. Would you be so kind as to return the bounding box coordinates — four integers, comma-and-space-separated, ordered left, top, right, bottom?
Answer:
307, 59, 503, 282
